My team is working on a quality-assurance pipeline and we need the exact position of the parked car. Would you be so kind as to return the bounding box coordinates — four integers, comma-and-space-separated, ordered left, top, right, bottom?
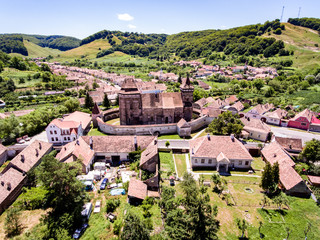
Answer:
94, 200, 101, 213
100, 183, 106, 190
73, 223, 88, 239
102, 178, 108, 184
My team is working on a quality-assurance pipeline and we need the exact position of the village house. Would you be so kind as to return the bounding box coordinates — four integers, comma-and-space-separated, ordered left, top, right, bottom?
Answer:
240, 117, 272, 142
261, 141, 311, 197
223, 101, 244, 115
245, 103, 274, 120
263, 108, 288, 126
307, 175, 320, 187
274, 136, 303, 157
0, 168, 27, 214
55, 135, 155, 173
197, 80, 211, 90
0, 140, 52, 213
0, 144, 8, 166
128, 140, 160, 205
287, 109, 318, 131
46, 111, 91, 145
189, 135, 254, 172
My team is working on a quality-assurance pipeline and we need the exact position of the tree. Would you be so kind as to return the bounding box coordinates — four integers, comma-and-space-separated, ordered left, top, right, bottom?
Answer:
5, 207, 23, 238
207, 111, 244, 136
272, 192, 289, 210
121, 211, 150, 240
260, 194, 270, 209
103, 93, 110, 109
260, 162, 279, 195
64, 98, 80, 113
92, 80, 99, 89
300, 139, 320, 163
0, 60, 3, 73
236, 218, 248, 238
253, 78, 264, 90
84, 92, 94, 110
36, 155, 87, 238
165, 141, 170, 148
258, 221, 263, 239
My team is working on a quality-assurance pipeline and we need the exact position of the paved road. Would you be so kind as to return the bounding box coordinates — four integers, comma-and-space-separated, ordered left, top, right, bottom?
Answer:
270, 126, 320, 145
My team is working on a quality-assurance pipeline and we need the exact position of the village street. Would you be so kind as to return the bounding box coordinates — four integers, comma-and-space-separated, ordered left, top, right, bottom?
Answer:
271, 126, 320, 144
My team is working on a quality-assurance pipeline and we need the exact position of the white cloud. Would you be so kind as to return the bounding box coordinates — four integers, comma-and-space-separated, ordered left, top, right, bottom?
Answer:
128, 24, 137, 29
117, 13, 134, 21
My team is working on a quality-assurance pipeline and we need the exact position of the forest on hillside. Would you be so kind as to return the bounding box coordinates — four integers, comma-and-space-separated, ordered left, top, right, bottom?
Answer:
95, 19, 288, 59
288, 17, 320, 32
0, 35, 28, 55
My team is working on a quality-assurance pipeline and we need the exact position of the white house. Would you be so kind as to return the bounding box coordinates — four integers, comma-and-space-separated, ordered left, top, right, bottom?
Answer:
189, 134, 254, 172
245, 103, 274, 120
263, 108, 288, 126
46, 111, 91, 145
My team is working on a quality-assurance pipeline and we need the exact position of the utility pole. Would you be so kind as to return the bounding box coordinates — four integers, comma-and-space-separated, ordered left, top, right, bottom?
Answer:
280, 6, 285, 22
298, 7, 301, 18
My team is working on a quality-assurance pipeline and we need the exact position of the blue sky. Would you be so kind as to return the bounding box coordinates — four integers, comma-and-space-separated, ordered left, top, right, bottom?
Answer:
0, 0, 319, 39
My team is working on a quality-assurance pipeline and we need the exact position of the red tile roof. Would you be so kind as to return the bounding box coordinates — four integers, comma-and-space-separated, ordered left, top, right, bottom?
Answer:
9, 140, 52, 173
0, 168, 26, 205
307, 175, 320, 185
261, 141, 295, 167
63, 111, 91, 130
140, 142, 158, 167
190, 135, 253, 160
241, 117, 271, 134
291, 109, 315, 122
128, 178, 147, 200
275, 137, 303, 152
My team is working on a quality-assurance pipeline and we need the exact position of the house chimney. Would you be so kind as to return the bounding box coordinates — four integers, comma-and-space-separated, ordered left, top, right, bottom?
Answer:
134, 136, 138, 151
207, 133, 211, 141
76, 140, 80, 145
1, 181, 4, 186
230, 134, 235, 142
274, 153, 277, 157
21, 154, 25, 163
39, 142, 42, 150
35, 149, 39, 157
89, 136, 93, 150
192, 148, 194, 155
7, 182, 11, 191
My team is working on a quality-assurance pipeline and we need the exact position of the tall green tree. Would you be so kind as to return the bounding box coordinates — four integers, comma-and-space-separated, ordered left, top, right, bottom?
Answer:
121, 211, 150, 240
36, 155, 87, 238
260, 162, 279, 195
5, 207, 23, 238
236, 218, 248, 238
64, 97, 80, 113
84, 92, 94, 110
103, 93, 110, 109
207, 111, 244, 136
300, 139, 320, 163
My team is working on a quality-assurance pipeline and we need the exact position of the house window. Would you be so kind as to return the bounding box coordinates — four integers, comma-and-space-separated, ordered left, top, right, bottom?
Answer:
201, 159, 205, 164
258, 135, 260, 138
64, 137, 66, 141
195, 159, 198, 163
51, 137, 54, 141
208, 159, 212, 164
245, 161, 249, 166
50, 131, 53, 134
250, 133, 253, 136
54, 130, 57, 134
55, 137, 58, 141
239, 160, 242, 165
73, 137, 76, 140
301, 122, 307, 126
68, 137, 70, 140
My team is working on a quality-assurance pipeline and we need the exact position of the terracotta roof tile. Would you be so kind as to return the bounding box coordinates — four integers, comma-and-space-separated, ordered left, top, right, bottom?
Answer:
241, 117, 271, 133
140, 142, 158, 167
307, 175, 320, 185
9, 140, 52, 173
190, 135, 253, 160
275, 137, 303, 152
128, 178, 147, 200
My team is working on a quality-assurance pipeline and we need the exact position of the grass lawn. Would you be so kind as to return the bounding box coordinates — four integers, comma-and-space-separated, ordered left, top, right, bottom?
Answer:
105, 118, 120, 125
159, 151, 175, 175
87, 127, 108, 136
0, 160, 10, 173
158, 134, 183, 140
174, 154, 187, 178
252, 157, 265, 171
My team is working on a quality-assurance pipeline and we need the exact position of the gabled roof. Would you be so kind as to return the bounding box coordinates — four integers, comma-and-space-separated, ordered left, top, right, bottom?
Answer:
190, 135, 253, 160
217, 152, 230, 163
9, 140, 52, 173
225, 95, 238, 105
261, 141, 295, 168
0, 168, 26, 206
63, 111, 92, 130
82, 136, 155, 153
291, 109, 315, 122
92, 102, 101, 115
249, 103, 273, 115
241, 117, 271, 134
128, 178, 147, 200
177, 118, 190, 128
232, 101, 244, 112
264, 108, 287, 119
275, 137, 303, 152
121, 78, 139, 92
140, 141, 158, 167
307, 175, 320, 185
56, 137, 95, 167
195, 98, 207, 108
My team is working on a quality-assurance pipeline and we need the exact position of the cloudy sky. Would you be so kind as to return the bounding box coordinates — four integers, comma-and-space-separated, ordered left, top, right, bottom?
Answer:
0, 0, 319, 39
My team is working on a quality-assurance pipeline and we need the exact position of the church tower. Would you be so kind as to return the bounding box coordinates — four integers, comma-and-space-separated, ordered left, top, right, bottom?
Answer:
180, 76, 194, 122
119, 78, 142, 125
92, 102, 103, 127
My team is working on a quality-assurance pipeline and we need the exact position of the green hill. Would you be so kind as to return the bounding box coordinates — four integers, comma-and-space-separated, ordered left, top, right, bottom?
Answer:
23, 40, 62, 57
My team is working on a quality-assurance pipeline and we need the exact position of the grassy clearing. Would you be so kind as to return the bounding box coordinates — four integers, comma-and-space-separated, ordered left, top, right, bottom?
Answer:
0, 68, 41, 88
87, 127, 108, 136
24, 40, 62, 58
174, 154, 187, 177
252, 157, 265, 171
159, 151, 175, 174
105, 118, 120, 125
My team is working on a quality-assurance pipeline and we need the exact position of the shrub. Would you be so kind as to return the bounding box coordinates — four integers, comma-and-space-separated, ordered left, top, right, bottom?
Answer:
105, 198, 120, 213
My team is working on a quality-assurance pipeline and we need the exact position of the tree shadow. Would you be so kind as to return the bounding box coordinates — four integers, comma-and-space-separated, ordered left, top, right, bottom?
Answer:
238, 237, 249, 240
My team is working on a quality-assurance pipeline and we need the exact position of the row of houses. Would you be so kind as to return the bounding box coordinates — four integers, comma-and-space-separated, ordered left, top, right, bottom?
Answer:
0, 140, 52, 214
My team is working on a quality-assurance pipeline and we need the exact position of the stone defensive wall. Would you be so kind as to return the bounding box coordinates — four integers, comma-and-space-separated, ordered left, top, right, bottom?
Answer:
97, 108, 210, 136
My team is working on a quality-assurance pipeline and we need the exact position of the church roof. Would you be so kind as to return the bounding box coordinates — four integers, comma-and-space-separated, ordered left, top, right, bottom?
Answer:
121, 78, 138, 92
141, 92, 183, 109
180, 78, 194, 89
